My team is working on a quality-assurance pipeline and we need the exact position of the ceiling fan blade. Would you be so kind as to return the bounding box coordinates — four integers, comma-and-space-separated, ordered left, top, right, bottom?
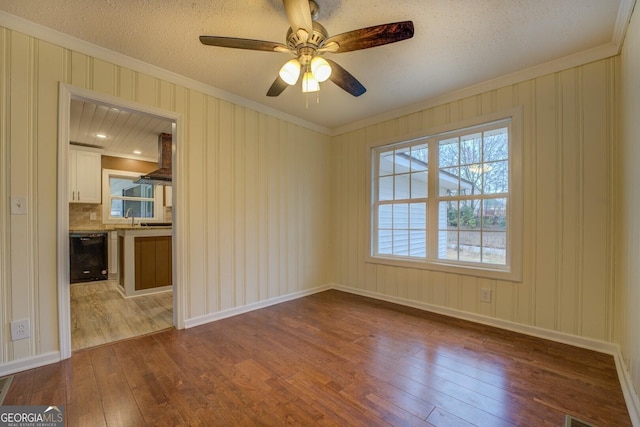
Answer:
325, 59, 366, 97
322, 21, 414, 53
267, 76, 289, 97
200, 36, 290, 53
282, 0, 313, 37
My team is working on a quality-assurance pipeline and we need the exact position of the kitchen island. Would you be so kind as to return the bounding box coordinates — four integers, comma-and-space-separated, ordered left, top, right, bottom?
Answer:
117, 227, 172, 297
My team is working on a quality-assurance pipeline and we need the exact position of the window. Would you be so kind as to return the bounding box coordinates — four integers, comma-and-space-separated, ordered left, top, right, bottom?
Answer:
370, 111, 522, 281
102, 169, 163, 224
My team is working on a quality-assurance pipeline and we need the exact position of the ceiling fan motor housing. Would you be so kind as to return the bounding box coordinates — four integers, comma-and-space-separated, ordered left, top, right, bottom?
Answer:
286, 21, 328, 51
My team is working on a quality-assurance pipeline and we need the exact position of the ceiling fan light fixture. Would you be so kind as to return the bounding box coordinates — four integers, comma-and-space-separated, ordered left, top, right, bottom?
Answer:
279, 58, 301, 85
200, 0, 414, 100
310, 56, 332, 82
302, 71, 320, 93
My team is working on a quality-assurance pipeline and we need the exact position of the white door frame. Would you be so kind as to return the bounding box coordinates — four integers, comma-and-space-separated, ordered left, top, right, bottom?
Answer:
57, 83, 185, 359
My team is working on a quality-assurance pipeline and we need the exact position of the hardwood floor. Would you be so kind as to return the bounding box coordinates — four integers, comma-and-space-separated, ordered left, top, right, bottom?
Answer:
70, 280, 173, 351
4, 290, 631, 426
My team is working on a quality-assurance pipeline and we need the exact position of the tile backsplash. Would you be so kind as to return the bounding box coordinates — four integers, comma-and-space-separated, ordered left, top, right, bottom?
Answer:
69, 203, 102, 228
69, 203, 172, 228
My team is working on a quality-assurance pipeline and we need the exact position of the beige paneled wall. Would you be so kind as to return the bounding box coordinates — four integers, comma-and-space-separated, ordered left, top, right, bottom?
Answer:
0, 26, 332, 365
331, 58, 616, 342
618, 4, 640, 406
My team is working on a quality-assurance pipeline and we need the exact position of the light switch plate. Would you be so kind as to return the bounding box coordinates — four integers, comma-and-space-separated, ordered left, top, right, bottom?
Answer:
10, 196, 27, 215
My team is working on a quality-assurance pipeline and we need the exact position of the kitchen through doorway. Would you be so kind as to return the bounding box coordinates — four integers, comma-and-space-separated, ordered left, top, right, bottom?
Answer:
59, 85, 181, 356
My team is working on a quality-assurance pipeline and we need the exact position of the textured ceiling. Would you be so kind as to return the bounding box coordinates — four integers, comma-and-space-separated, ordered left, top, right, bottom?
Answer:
0, 0, 634, 133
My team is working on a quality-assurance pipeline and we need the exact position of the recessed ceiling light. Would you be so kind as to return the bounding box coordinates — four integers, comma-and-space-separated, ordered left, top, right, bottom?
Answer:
96, 133, 107, 139
133, 150, 142, 155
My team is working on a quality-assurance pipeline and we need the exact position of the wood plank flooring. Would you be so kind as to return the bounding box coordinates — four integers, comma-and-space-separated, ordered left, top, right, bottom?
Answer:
4, 290, 631, 426
70, 280, 173, 351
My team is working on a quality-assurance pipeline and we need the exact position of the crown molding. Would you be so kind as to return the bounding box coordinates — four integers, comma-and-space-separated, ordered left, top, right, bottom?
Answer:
613, 0, 638, 48
331, 42, 620, 136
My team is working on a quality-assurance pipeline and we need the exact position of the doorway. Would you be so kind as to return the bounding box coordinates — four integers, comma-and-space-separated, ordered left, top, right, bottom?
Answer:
57, 84, 183, 358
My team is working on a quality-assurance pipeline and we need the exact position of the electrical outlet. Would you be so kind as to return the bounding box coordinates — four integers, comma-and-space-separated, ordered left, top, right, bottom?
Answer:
10, 319, 31, 341
480, 288, 492, 303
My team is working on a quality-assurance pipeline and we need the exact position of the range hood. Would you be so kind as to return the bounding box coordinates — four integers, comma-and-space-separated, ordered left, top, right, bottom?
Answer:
135, 133, 172, 186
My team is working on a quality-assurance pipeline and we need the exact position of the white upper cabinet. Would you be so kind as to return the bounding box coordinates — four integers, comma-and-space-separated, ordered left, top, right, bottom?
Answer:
69, 148, 101, 203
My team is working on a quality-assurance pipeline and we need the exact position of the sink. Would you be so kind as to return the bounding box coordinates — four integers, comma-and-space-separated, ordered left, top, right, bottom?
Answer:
139, 222, 172, 227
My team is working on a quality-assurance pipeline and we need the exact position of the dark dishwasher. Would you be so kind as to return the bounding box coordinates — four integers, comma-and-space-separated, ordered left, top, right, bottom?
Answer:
69, 232, 108, 283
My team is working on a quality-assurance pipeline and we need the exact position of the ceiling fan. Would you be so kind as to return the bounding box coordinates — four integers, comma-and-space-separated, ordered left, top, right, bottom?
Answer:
199, 0, 414, 98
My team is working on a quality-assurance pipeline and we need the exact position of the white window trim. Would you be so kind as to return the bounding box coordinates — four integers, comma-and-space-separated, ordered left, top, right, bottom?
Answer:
366, 107, 523, 282
101, 169, 164, 225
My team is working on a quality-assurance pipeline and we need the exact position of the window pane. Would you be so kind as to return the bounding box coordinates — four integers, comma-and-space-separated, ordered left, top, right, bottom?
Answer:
110, 200, 155, 218
109, 177, 154, 198
393, 230, 409, 255
409, 230, 426, 257
484, 127, 508, 162
378, 150, 395, 176
439, 167, 459, 196
394, 150, 410, 173
459, 200, 480, 230
439, 201, 456, 260
395, 174, 410, 199
460, 165, 482, 195
460, 133, 482, 165
410, 171, 428, 198
483, 161, 508, 194
393, 204, 409, 228
379, 176, 394, 201
442, 201, 458, 229
378, 230, 393, 255
111, 199, 123, 217
459, 231, 481, 262
483, 232, 506, 264
378, 205, 392, 228
409, 203, 426, 229
482, 199, 507, 232
439, 137, 459, 167
410, 143, 428, 171
439, 229, 457, 260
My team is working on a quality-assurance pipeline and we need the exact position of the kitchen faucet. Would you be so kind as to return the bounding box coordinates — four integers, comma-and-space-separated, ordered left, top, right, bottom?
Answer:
125, 208, 135, 226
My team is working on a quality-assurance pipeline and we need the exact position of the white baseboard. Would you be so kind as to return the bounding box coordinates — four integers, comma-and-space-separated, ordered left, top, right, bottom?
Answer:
183, 284, 332, 329
0, 352, 61, 378
330, 284, 617, 353
330, 283, 640, 427
613, 347, 640, 427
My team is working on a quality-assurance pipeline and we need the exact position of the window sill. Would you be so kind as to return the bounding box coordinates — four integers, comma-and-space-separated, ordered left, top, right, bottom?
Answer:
366, 255, 522, 283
